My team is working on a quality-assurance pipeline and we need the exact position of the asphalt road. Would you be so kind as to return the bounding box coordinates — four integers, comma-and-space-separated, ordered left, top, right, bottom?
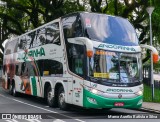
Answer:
0, 84, 159, 122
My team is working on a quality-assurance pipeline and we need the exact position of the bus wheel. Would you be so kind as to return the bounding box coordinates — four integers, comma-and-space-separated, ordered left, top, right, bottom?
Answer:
58, 86, 69, 110
9, 82, 13, 95
12, 82, 18, 97
47, 86, 56, 107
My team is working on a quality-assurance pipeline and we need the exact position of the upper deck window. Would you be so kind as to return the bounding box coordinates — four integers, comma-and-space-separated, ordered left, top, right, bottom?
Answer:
81, 13, 139, 46
62, 15, 83, 38
5, 39, 18, 55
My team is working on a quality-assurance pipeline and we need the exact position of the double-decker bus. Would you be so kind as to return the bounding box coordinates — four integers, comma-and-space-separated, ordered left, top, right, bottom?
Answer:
2, 12, 158, 110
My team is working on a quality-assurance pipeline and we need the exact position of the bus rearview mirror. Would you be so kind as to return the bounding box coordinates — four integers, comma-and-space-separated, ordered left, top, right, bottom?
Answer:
140, 44, 159, 63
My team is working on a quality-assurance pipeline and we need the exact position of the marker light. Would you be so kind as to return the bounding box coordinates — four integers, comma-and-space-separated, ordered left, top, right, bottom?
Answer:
87, 50, 93, 57
91, 89, 98, 94
153, 53, 159, 63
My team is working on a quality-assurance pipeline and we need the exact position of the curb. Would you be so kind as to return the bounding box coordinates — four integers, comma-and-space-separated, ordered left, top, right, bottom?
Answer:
140, 107, 160, 114
131, 108, 160, 114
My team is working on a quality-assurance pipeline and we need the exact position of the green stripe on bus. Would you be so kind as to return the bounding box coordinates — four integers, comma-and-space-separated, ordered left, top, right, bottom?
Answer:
31, 76, 37, 96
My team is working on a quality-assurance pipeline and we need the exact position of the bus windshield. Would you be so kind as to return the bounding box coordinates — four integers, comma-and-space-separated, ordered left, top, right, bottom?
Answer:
81, 13, 139, 46
89, 49, 142, 84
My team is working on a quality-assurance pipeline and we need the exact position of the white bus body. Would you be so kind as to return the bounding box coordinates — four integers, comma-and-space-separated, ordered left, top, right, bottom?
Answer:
2, 12, 158, 110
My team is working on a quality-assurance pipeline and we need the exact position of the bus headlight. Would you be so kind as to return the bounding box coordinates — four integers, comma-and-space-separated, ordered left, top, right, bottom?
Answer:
135, 90, 143, 96
91, 89, 98, 94
84, 85, 103, 96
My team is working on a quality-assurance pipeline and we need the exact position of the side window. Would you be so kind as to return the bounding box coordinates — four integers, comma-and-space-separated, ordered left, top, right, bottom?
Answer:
74, 17, 83, 37
15, 63, 21, 76
62, 16, 77, 38
37, 59, 63, 76
21, 62, 27, 76
37, 60, 44, 76
16, 61, 37, 76
36, 27, 46, 46
26, 32, 36, 48
62, 15, 85, 77
62, 15, 83, 38
5, 39, 18, 55
35, 22, 60, 46
19, 35, 27, 50
46, 23, 60, 45
67, 44, 85, 76
3, 64, 5, 75
50, 60, 63, 75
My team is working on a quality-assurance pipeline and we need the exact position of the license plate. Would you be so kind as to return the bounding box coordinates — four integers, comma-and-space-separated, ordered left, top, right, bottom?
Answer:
114, 102, 124, 107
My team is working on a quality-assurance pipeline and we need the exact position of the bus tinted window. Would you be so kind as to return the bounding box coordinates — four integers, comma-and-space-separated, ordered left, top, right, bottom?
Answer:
36, 23, 60, 46
5, 39, 18, 55
67, 43, 85, 76
38, 59, 63, 76
46, 23, 60, 45
62, 16, 77, 38
27, 32, 36, 48
81, 13, 139, 46
19, 36, 27, 50
62, 15, 83, 38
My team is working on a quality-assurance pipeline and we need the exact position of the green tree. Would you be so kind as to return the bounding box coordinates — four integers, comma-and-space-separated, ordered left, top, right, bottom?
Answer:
0, 0, 85, 63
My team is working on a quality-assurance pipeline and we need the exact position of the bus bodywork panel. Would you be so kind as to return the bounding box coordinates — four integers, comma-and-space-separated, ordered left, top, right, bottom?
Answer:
83, 88, 142, 109
2, 12, 147, 110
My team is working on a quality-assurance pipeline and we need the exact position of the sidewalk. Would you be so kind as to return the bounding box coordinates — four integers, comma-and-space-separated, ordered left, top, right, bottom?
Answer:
141, 102, 160, 113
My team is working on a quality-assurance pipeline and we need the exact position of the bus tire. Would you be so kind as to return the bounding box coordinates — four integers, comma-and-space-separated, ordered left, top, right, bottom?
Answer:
12, 82, 18, 97
9, 81, 13, 95
46, 86, 57, 107
58, 86, 69, 110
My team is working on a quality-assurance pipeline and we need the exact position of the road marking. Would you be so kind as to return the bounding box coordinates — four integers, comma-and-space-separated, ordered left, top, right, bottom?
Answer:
46, 115, 56, 119
5, 120, 18, 122
0, 93, 6, 97
74, 119, 85, 122
0, 91, 85, 122
12, 99, 58, 113
53, 119, 65, 122
11, 99, 85, 122
26, 119, 41, 122
5, 120, 13, 122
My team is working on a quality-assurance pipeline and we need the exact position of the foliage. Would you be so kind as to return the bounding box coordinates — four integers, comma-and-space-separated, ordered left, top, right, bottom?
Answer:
143, 83, 160, 103
0, 0, 85, 62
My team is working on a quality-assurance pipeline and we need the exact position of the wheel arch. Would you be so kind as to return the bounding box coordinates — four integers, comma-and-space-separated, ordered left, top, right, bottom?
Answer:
43, 80, 65, 96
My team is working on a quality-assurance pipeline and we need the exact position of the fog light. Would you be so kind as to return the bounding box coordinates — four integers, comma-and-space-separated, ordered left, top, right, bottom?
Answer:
137, 99, 143, 105
87, 97, 97, 104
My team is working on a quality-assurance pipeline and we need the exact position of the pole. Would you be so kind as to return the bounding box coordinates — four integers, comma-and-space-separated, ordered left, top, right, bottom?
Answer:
149, 13, 154, 101
146, 6, 155, 101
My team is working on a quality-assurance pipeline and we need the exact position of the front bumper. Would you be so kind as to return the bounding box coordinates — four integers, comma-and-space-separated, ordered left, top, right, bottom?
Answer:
83, 89, 142, 109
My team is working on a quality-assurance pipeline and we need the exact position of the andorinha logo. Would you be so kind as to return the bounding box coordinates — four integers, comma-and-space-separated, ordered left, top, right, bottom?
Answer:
98, 44, 136, 52
17, 47, 45, 60
106, 88, 133, 93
